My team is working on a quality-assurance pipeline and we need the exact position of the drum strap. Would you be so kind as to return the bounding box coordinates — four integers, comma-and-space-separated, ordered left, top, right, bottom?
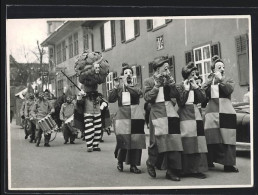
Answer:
49, 131, 58, 142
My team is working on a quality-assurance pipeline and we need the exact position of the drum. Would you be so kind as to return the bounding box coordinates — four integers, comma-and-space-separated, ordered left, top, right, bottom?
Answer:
65, 114, 78, 134
38, 115, 59, 135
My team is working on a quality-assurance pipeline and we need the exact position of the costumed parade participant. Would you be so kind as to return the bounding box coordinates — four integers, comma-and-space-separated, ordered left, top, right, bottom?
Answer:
24, 84, 36, 143
109, 63, 146, 174
143, 57, 183, 181
177, 62, 208, 179
59, 87, 77, 144
20, 92, 27, 131
203, 55, 239, 172
74, 50, 110, 152
31, 90, 55, 147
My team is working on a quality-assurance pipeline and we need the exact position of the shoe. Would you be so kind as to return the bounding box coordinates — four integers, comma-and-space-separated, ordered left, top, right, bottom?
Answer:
25, 135, 28, 139
36, 143, 39, 147
146, 160, 156, 178
93, 147, 101, 151
191, 173, 206, 179
208, 163, 215, 168
224, 166, 239, 172
44, 143, 50, 147
100, 139, 104, 143
87, 148, 93, 152
117, 162, 123, 172
130, 166, 141, 174
64, 141, 68, 144
165, 172, 180, 181
33, 140, 37, 143
70, 141, 75, 144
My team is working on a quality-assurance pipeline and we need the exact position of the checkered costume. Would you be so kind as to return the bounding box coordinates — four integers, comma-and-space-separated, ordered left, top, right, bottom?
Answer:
177, 83, 208, 174
109, 84, 146, 166
109, 84, 146, 150
144, 77, 184, 170
203, 76, 237, 165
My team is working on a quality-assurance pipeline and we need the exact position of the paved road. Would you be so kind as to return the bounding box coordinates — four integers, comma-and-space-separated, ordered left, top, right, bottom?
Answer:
9, 121, 252, 190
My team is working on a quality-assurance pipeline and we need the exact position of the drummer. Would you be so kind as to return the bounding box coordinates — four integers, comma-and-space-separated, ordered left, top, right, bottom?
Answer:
31, 90, 55, 147
60, 87, 77, 144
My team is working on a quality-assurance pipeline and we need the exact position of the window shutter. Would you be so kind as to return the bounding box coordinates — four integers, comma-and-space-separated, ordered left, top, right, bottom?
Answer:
134, 20, 140, 37
111, 21, 116, 47
185, 50, 193, 65
149, 61, 154, 77
168, 56, 176, 80
136, 65, 142, 88
165, 19, 172, 24
147, 20, 153, 31
211, 42, 221, 58
120, 20, 125, 43
91, 33, 94, 51
100, 25, 105, 51
235, 34, 249, 86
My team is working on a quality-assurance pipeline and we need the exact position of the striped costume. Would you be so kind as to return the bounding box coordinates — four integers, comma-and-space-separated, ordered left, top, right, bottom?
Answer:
203, 76, 237, 166
144, 77, 183, 170
109, 84, 146, 166
176, 83, 208, 174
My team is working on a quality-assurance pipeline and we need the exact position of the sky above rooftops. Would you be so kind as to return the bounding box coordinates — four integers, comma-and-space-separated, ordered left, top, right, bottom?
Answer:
7, 19, 48, 64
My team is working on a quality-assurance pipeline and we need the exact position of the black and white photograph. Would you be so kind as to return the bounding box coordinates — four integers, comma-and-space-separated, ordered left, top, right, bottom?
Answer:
6, 15, 253, 191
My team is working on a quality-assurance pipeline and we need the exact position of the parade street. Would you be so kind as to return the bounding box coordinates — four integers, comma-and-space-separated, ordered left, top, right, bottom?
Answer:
10, 121, 252, 189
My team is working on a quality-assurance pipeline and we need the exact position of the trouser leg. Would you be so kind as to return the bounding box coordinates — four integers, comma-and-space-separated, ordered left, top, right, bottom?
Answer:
62, 124, 69, 142
92, 114, 102, 149
44, 133, 51, 144
30, 122, 36, 141
36, 128, 42, 145
84, 114, 95, 149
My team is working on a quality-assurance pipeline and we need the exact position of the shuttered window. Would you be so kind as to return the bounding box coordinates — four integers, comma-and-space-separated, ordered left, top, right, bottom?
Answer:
211, 42, 221, 58
100, 21, 116, 51
68, 36, 73, 58
120, 20, 140, 43
120, 20, 125, 43
235, 34, 249, 86
132, 65, 142, 88
56, 43, 62, 64
168, 56, 176, 80
147, 20, 153, 31
62, 41, 66, 62
83, 29, 89, 52
148, 61, 154, 77
74, 32, 79, 56
134, 20, 140, 37
105, 72, 117, 97
185, 50, 193, 65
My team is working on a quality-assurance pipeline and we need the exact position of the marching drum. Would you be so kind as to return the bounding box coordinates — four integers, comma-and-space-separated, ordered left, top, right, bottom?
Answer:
65, 114, 78, 134
38, 115, 59, 135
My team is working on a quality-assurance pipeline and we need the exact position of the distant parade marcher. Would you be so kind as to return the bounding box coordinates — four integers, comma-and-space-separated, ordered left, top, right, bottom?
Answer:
20, 92, 26, 131
203, 55, 239, 172
60, 88, 76, 144
73, 50, 110, 152
143, 57, 183, 181
30, 90, 55, 147
109, 63, 146, 174
24, 85, 36, 143
177, 62, 208, 179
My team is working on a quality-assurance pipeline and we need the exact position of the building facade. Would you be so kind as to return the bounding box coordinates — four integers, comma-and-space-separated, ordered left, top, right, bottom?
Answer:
41, 18, 250, 114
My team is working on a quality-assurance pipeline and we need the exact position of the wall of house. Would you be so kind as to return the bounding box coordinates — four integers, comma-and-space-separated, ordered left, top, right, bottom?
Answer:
91, 18, 249, 115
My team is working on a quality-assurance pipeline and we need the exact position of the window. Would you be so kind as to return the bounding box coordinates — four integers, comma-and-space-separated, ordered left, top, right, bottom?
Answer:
168, 56, 176, 80
61, 41, 66, 62
193, 44, 211, 82
68, 75, 78, 95
120, 20, 140, 43
56, 43, 62, 64
74, 32, 79, 56
131, 65, 142, 88
83, 29, 89, 51
147, 19, 172, 31
49, 48, 54, 59
57, 79, 63, 97
100, 21, 116, 51
185, 50, 193, 65
68, 36, 73, 58
148, 61, 154, 77
235, 34, 249, 86
106, 72, 117, 97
